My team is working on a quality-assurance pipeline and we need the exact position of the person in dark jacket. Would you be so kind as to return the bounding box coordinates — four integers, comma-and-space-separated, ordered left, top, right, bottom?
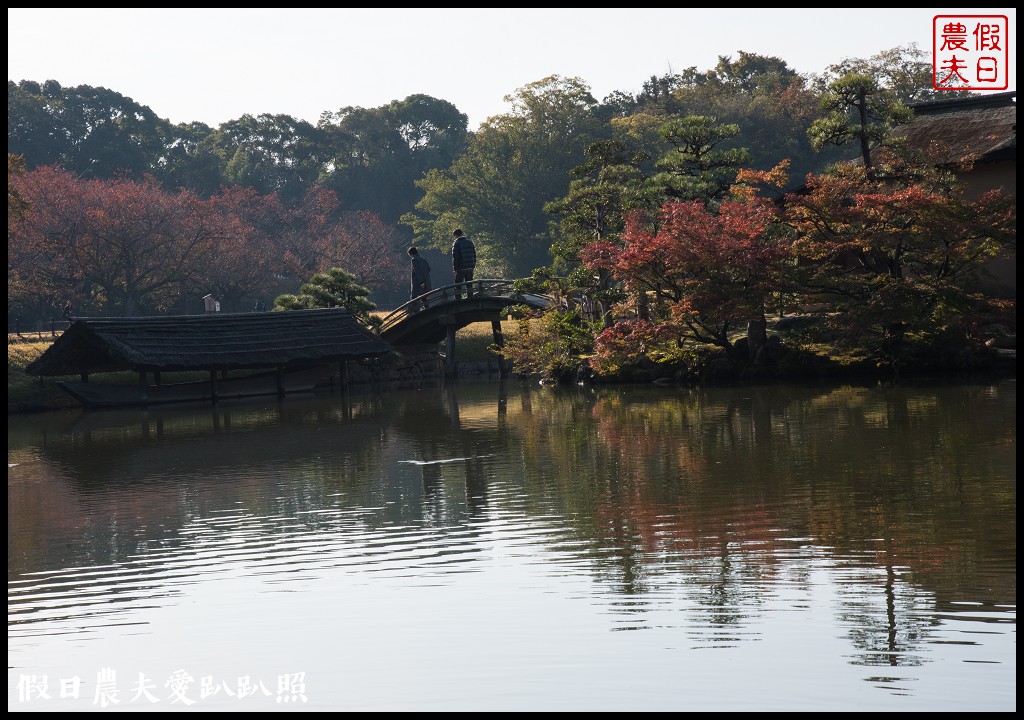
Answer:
408, 246, 432, 309
451, 229, 476, 299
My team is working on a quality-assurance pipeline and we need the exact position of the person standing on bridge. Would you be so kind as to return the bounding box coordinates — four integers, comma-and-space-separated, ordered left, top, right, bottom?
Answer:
408, 246, 432, 310
451, 229, 476, 299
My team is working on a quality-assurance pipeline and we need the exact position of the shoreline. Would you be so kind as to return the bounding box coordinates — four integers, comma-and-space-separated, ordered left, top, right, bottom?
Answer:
10, 359, 1015, 416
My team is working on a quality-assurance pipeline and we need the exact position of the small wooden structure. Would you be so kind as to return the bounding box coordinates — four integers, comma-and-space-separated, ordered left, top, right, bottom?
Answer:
25, 308, 395, 407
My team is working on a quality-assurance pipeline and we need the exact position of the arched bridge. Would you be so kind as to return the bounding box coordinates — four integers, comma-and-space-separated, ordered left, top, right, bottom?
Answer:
379, 279, 553, 347
379, 278, 553, 376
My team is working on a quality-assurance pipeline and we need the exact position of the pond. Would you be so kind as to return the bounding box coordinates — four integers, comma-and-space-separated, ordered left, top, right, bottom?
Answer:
7, 378, 1016, 711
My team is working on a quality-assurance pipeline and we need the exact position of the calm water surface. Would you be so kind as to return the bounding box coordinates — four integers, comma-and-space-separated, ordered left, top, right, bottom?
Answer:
8, 379, 1016, 711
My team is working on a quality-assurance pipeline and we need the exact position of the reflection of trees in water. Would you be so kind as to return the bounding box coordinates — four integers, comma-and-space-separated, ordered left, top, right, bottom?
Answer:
9, 379, 1015, 661
12, 397, 397, 573
390, 383, 501, 526
11, 383, 521, 575
506, 384, 787, 620
506, 380, 1015, 643
414, 442, 488, 526
836, 558, 932, 667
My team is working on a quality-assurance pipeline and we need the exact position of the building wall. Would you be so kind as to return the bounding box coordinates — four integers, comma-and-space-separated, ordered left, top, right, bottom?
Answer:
961, 161, 1016, 197
960, 160, 1016, 298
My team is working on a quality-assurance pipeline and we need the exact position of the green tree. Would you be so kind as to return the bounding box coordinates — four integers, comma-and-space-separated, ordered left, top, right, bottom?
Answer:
808, 72, 913, 180
155, 121, 227, 197
273, 267, 379, 329
403, 75, 607, 277
543, 138, 658, 326
319, 95, 468, 224
8, 80, 67, 169
650, 115, 752, 204
631, 72, 691, 115
8, 79, 170, 180
710, 51, 801, 94
814, 43, 972, 103
497, 308, 596, 382
636, 53, 833, 181
215, 113, 328, 202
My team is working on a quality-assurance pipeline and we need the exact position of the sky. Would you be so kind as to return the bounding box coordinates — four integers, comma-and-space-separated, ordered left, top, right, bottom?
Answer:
8, 8, 1017, 131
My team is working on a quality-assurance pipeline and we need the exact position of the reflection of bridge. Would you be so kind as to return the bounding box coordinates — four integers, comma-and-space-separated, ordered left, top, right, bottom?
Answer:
379, 279, 553, 375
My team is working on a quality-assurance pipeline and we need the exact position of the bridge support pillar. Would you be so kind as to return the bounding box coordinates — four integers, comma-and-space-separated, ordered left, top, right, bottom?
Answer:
491, 320, 509, 377
445, 325, 457, 378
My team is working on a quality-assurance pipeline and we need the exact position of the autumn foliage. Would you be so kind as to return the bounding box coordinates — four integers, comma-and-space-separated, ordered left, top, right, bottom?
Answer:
8, 164, 405, 319
781, 164, 1016, 364
8, 165, 223, 316
573, 158, 1015, 378
581, 196, 789, 372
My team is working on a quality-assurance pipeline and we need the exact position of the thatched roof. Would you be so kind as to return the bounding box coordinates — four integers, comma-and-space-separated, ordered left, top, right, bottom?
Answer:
899, 90, 1016, 167
25, 308, 394, 377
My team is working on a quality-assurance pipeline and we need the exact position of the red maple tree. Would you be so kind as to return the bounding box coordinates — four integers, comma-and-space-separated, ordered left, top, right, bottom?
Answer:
581, 196, 788, 372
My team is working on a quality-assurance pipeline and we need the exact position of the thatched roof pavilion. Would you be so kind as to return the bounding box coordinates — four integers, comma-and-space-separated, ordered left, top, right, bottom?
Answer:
25, 308, 394, 378
901, 90, 1016, 169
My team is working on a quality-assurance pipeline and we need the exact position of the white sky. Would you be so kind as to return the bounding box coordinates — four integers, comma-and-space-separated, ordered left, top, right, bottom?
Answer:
8, 8, 1017, 131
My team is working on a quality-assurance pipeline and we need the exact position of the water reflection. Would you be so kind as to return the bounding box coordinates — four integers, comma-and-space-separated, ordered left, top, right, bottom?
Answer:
7, 379, 1016, 711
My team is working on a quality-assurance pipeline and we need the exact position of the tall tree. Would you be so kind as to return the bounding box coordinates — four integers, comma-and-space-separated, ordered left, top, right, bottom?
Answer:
214, 113, 327, 201
8, 80, 169, 179
8, 80, 67, 169
782, 161, 1016, 368
543, 138, 657, 326
814, 43, 973, 103
319, 95, 468, 224
710, 51, 801, 93
651, 115, 752, 203
636, 53, 832, 182
808, 72, 913, 180
403, 75, 607, 277
155, 121, 227, 197
581, 195, 787, 371
8, 165, 222, 316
